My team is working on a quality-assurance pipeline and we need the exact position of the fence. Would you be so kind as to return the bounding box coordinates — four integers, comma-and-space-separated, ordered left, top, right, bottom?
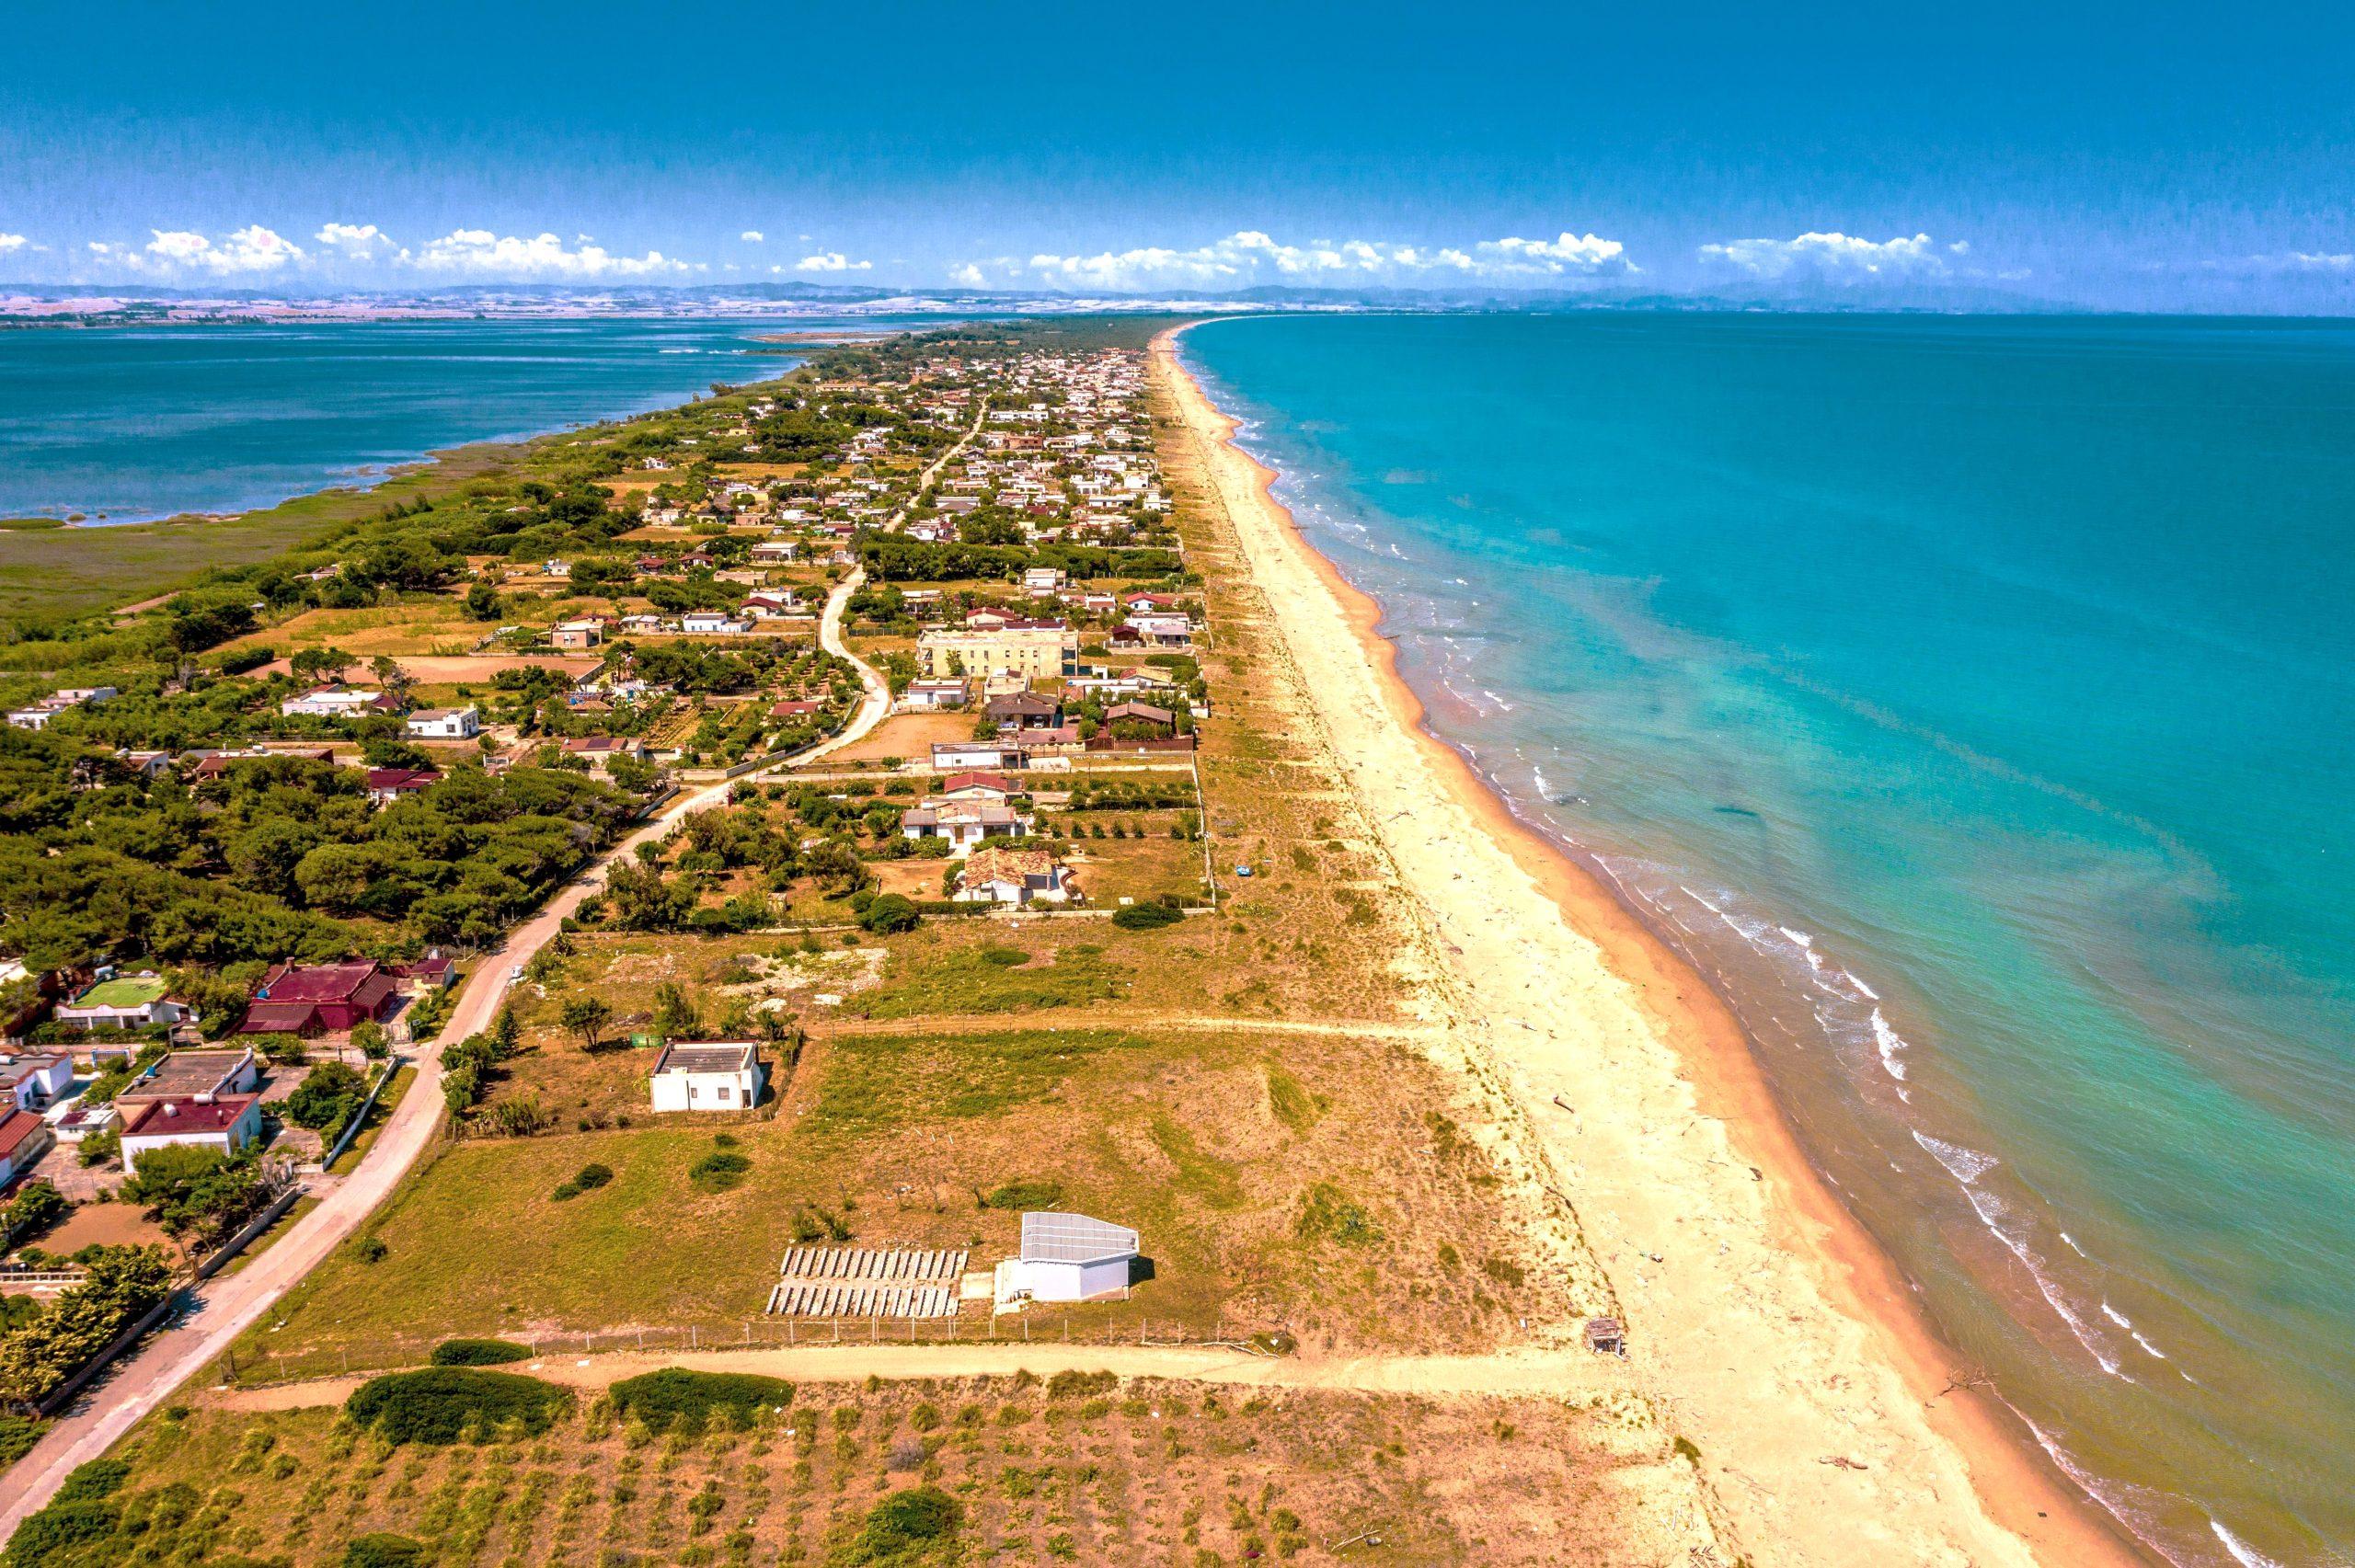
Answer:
316, 1056, 403, 1170
225, 1309, 1261, 1389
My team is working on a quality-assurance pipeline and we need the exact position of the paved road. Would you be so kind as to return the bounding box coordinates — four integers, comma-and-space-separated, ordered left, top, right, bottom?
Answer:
0, 390, 994, 1539
789, 399, 987, 767
0, 392, 989, 1534
0, 765, 763, 1535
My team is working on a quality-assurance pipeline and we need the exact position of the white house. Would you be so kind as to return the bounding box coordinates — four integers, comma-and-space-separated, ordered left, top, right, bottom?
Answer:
952, 847, 1077, 907
901, 799, 1029, 854
406, 706, 480, 739
741, 591, 801, 620
898, 680, 968, 713
7, 687, 117, 731
280, 686, 393, 719
117, 1094, 264, 1164
0, 1054, 73, 1111
930, 740, 1017, 773
648, 1041, 766, 1113
0, 1109, 54, 1185
681, 611, 752, 635
995, 1211, 1139, 1304
52, 972, 195, 1033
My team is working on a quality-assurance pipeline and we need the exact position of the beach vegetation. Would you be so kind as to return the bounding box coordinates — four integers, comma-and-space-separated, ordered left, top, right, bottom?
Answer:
428, 1337, 534, 1367
343, 1367, 572, 1443
608, 1369, 794, 1434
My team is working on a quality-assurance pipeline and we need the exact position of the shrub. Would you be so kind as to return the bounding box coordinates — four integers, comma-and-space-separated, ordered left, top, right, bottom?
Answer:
344, 1368, 572, 1444
430, 1338, 533, 1368
0, 1415, 49, 1469
51, 1459, 129, 1506
976, 945, 1029, 967
575, 1162, 614, 1190
4, 1500, 121, 1568
609, 1369, 792, 1435
859, 894, 921, 935
1295, 1183, 1383, 1247
1044, 1369, 1118, 1401
1111, 901, 1182, 932
979, 1179, 1063, 1211
838, 1486, 960, 1564
688, 1150, 751, 1192
344, 1535, 427, 1568
1481, 1256, 1528, 1288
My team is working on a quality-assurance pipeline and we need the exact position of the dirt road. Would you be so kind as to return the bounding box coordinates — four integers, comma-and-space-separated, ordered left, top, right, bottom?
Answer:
0, 400, 996, 1539
206, 1342, 1636, 1413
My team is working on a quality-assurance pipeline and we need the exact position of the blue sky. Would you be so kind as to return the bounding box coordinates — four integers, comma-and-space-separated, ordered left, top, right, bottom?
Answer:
6, 0, 2354, 308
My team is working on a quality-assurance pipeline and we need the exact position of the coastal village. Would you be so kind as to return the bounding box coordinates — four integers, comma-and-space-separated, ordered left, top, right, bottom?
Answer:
0, 319, 2080, 1568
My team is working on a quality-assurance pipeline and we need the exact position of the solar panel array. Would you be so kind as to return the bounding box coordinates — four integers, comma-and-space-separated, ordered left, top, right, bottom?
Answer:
764, 1245, 970, 1320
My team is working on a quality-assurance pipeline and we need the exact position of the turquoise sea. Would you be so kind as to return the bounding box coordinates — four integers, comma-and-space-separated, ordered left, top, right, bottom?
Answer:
1180, 314, 2355, 1568
0, 317, 835, 523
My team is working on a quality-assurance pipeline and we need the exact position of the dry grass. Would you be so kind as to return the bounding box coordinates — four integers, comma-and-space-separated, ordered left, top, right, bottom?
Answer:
826, 711, 976, 764
118, 1378, 1682, 1567
229, 985, 1570, 1380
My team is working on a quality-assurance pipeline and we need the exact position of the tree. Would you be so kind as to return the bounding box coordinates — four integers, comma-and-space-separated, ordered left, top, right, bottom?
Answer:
463, 581, 503, 622
0, 1245, 175, 1407
650, 980, 701, 1040
559, 996, 613, 1050
351, 1019, 390, 1060
290, 646, 353, 683
491, 1006, 522, 1059
285, 1061, 369, 1132
121, 1147, 270, 1253
371, 656, 414, 708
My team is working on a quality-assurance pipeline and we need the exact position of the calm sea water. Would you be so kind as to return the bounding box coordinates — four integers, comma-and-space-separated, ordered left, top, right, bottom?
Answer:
0, 317, 833, 522
1182, 313, 2355, 1568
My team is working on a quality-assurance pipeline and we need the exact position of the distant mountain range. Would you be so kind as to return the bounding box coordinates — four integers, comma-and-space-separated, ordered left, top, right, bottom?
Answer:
0, 275, 2094, 324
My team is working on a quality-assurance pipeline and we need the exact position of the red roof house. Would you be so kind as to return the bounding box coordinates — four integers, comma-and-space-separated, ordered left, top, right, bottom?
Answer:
239, 960, 399, 1036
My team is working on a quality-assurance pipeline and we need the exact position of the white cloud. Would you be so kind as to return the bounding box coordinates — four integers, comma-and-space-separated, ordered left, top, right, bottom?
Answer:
315, 223, 389, 259
399, 230, 693, 279
1016, 228, 1634, 292
1475, 233, 1629, 274
0, 234, 26, 256
1697, 231, 1949, 280
2218, 250, 2355, 273
123, 225, 305, 274
740, 230, 764, 243
948, 262, 990, 288
795, 252, 872, 273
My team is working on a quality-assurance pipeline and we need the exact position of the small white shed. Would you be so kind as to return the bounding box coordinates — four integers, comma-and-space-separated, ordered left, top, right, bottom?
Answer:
648, 1041, 766, 1113
997, 1212, 1140, 1304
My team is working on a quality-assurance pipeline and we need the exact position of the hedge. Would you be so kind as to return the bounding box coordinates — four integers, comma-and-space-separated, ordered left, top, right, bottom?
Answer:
1111, 901, 1183, 931
344, 1367, 572, 1443
608, 1368, 794, 1434
429, 1338, 533, 1367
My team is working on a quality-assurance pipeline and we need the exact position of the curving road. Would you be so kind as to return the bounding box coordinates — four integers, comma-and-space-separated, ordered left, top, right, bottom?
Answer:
0, 402, 990, 1536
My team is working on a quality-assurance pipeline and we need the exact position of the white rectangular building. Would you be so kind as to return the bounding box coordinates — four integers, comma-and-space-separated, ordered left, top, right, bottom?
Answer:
648, 1041, 766, 1113
996, 1212, 1140, 1303
406, 706, 480, 739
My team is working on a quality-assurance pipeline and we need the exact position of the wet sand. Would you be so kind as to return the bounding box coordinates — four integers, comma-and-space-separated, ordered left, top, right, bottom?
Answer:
1153, 325, 2146, 1568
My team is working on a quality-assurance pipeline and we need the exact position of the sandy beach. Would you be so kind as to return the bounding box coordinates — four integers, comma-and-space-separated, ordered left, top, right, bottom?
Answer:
1152, 326, 2146, 1567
